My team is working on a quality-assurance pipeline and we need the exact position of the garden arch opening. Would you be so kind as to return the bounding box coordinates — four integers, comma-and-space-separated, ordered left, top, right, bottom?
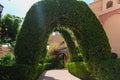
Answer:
46, 28, 79, 69
14, 0, 112, 80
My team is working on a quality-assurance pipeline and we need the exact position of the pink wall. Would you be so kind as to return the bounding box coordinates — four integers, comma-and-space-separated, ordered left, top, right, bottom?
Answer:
90, 0, 120, 57
99, 8, 120, 23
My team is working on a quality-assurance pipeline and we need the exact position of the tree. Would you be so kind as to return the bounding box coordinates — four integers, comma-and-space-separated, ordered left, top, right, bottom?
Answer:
0, 14, 22, 46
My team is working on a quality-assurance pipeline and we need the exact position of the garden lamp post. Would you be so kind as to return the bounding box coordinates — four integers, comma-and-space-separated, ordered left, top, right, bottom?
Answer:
0, 4, 3, 18
0, 4, 3, 54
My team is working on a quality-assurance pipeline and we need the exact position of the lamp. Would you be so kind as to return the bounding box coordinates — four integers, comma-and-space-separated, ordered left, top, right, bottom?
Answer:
0, 4, 3, 18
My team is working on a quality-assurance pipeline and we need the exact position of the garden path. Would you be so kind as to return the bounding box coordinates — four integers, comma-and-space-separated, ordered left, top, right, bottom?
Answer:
37, 69, 81, 80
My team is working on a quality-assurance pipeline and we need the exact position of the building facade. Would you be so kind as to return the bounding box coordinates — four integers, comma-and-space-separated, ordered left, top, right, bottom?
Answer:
89, 0, 120, 57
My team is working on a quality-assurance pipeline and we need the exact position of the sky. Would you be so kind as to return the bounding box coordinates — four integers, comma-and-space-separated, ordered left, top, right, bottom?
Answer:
0, 0, 93, 17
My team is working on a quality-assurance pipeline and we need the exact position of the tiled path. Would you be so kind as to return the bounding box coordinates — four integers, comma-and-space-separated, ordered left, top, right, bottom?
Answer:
37, 69, 81, 80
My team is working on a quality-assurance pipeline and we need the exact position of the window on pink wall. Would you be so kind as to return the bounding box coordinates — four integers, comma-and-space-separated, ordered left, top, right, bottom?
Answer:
118, 0, 120, 4
106, 1, 113, 8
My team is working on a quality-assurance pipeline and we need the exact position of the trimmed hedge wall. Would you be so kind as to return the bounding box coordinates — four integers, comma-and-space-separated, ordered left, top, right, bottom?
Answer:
95, 59, 120, 80
44, 56, 64, 70
0, 64, 44, 80
54, 27, 79, 61
67, 62, 95, 80
14, 0, 111, 65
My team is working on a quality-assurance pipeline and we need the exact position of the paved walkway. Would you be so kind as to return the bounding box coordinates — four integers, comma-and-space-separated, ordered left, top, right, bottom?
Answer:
37, 69, 81, 80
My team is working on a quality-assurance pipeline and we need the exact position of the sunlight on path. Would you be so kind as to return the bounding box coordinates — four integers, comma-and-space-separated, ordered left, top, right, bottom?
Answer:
37, 69, 81, 80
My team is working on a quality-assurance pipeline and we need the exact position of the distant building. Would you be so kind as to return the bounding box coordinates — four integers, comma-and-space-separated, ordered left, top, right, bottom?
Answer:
89, 0, 120, 57
48, 32, 66, 49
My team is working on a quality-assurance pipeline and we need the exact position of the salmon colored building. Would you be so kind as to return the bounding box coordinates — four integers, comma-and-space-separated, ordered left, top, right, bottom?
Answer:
89, 0, 120, 57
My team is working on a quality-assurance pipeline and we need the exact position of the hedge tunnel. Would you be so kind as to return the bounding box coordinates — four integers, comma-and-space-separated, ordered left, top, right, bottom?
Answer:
15, 0, 111, 65
1, 0, 119, 80
14, 0, 112, 80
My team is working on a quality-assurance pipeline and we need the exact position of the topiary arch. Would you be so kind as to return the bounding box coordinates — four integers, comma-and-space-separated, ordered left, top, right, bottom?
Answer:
15, 0, 111, 64
13, 0, 120, 80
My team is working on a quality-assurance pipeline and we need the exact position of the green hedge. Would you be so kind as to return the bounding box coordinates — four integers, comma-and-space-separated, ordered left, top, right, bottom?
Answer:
0, 64, 44, 80
35, 64, 44, 80
96, 59, 120, 80
111, 52, 118, 59
67, 62, 95, 80
44, 56, 64, 70
54, 27, 80, 61
0, 53, 15, 66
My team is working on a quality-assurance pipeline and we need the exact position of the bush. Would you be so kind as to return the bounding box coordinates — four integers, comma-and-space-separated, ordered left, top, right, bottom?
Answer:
0, 64, 44, 80
44, 55, 64, 70
43, 62, 54, 70
95, 59, 120, 80
67, 62, 95, 80
44, 56, 57, 63
54, 27, 79, 61
0, 53, 15, 66
34, 64, 44, 80
111, 52, 118, 59
78, 53, 83, 62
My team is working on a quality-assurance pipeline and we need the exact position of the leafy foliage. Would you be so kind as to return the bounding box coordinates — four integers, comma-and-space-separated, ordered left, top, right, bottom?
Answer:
54, 27, 80, 61
0, 64, 43, 80
67, 62, 95, 80
0, 53, 15, 66
45, 43, 65, 69
46, 43, 58, 56
0, 14, 22, 46
44, 55, 64, 70
93, 59, 120, 80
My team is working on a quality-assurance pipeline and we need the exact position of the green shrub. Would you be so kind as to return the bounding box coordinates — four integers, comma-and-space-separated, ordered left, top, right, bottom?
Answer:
78, 53, 83, 62
0, 64, 31, 80
95, 59, 120, 80
44, 56, 57, 63
43, 62, 53, 70
111, 52, 118, 59
0, 53, 15, 66
34, 64, 44, 80
0, 64, 44, 80
44, 55, 64, 70
67, 62, 95, 80
56, 55, 64, 69
54, 27, 79, 61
